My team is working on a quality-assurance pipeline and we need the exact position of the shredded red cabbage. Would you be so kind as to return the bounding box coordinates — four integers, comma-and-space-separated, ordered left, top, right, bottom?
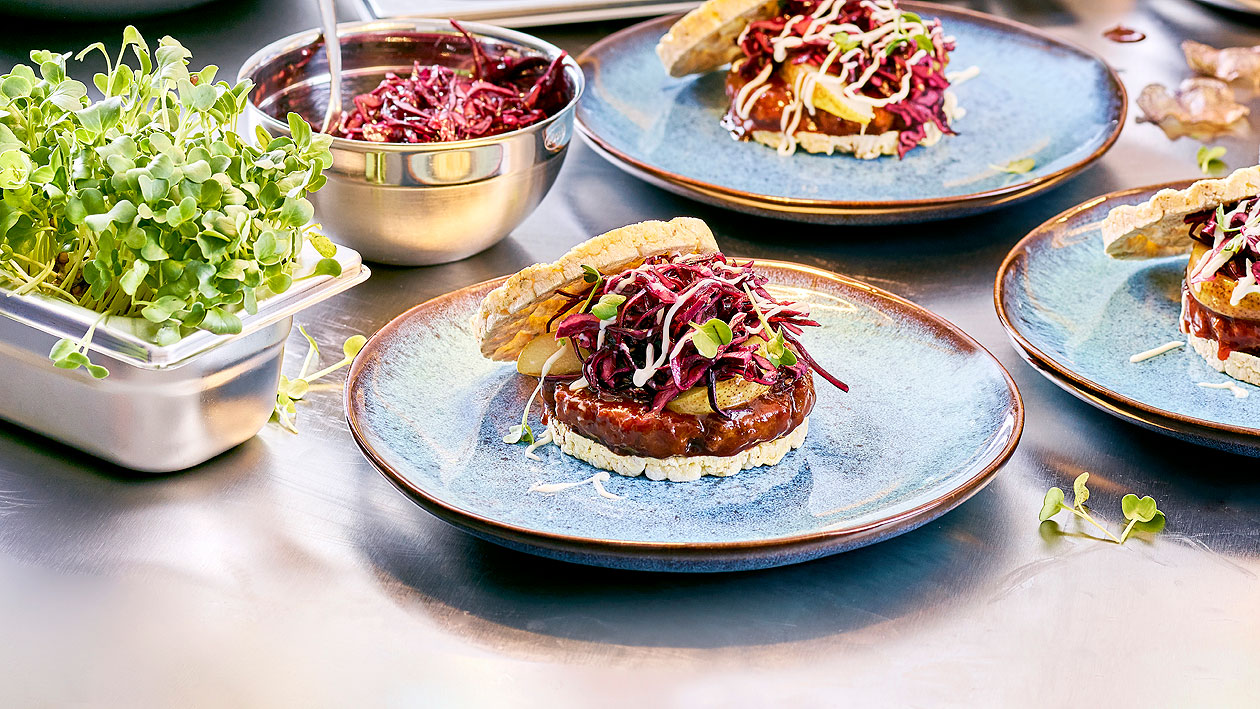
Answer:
737, 0, 957, 158
1185, 199, 1260, 283
553, 253, 847, 414
331, 21, 569, 143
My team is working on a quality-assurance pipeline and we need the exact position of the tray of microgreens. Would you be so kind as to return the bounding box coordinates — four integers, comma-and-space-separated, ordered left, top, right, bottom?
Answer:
0, 27, 368, 376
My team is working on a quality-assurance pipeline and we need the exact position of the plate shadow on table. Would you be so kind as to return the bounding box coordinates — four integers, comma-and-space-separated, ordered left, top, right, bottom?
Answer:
356, 469, 1017, 652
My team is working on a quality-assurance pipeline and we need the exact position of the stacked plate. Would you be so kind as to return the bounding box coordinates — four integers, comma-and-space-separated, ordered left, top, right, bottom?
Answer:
995, 182, 1260, 457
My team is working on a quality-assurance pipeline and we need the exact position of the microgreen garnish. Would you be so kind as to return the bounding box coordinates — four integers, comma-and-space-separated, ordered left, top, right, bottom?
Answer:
992, 158, 1036, 174
764, 329, 798, 367
1039, 473, 1165, 544
590, 293, 625, 321
1119, 494, 1163, 542
741, 283, 796, 368
1197, 145, 1227, 175
884, 37, 910, 56
0, 29, 333, 378
50, 313, 109, 378
578, 264, 604, 314
690, 318, 734, 359
833, 33, 861, 52
901, 11, 923, 23
503, 423, 533, 445
913, 34, 934, 53
271, 327, 366, 433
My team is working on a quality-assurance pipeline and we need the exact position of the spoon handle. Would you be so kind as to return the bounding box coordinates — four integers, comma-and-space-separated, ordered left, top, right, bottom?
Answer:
317, 0, 342, 134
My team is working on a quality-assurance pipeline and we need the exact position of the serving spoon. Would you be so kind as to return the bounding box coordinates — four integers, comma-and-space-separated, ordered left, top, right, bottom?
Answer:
316, 0, 343, 133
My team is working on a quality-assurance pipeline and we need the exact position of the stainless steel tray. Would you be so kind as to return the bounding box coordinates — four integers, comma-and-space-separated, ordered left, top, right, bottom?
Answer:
0, 245, 370, 471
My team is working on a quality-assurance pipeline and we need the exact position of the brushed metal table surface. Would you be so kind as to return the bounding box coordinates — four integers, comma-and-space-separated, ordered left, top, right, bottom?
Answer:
0, 0, 1258, 706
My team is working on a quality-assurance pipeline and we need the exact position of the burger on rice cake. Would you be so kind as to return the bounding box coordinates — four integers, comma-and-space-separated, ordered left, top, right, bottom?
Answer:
471, 217, 848, 482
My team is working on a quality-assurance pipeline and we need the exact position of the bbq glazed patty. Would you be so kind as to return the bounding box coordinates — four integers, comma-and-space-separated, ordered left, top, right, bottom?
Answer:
542, 375, 815, 459
1182, 285, 1260, 359
1181, 243, 1260, 360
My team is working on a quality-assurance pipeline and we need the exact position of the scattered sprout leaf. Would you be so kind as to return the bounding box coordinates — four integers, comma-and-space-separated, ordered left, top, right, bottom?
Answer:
1196, 145, 1227, 174
992, 158, 1036, 174
1039, 487, 1066, 522
270, 330, 369, 433
1072, 472, 1090, 508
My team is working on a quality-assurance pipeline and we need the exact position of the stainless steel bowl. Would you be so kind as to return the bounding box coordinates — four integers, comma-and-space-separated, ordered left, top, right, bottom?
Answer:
239, 20, 583, 266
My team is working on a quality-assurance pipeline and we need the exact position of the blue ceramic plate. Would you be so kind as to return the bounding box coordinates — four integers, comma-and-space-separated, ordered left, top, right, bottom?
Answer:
347, 262, 1023, 572
575, 4, 1125, 224
996, 181, 1260, 457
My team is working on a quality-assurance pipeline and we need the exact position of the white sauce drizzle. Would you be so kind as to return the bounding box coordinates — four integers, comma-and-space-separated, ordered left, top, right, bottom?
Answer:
946, 65, 981, 85
505, 345, 566, 452
523, 424, 554, 461
1198, 381, 1250, 398
631, 278, 715, 385
731, 0, 950, 156
529, 471, 624, 500
596, 317, 612, 350
1230, 259, 1260, 306
569, 376, 589, 390
1128, 340, 1185, 363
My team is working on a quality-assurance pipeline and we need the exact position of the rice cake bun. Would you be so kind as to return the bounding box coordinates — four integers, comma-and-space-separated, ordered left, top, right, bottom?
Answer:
656, 0, 779, 78
1102, 166, 1260, 259
472, 217, 719, 361
1185, 330, 1260, 387
551, 417, 809, 482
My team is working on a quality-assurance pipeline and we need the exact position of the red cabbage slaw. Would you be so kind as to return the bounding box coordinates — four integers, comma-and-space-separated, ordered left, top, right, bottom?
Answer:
1185, 199, 1260, 296
552, 253, 847, 415
331, 21, 569, 143
736, 0, 956, 157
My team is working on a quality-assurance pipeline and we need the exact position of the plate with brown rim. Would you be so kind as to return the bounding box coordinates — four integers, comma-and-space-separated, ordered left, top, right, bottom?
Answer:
574, 3, 1126, 224
346, 261, 1022, 571
996, 181, 1260, 457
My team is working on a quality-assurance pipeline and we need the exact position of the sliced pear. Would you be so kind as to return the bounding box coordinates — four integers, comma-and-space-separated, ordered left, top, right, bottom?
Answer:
666, 377, 772, 416
516, 333, 583, 377
783, 64, 874, 126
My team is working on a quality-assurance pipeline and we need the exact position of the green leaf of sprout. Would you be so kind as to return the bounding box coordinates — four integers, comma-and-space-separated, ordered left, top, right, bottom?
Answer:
503, 423, 533, 445
342, 334, 367, 358
590, 293, 625, 321
884, 37, 910, 56
49, 338, 77, 361
1072, 472, 1090, 508
1132, 512, 1167, 535
764, 329, 797, 367
1197, 145, 1227, 175
913, 34, 934, 53
1121, 494, 1160, 523
690, 318, 733, 359
311, 257, 342, 278
1039, 487, 1066, 522
992, 158, 1036, 175
581, 265, 602, 284
833, 33, 861, 52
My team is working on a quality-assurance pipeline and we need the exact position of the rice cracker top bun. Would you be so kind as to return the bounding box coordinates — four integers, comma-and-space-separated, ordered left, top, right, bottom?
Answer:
1101, 165, 1260, 260
655, 0, 779, 78
471, 217, 720, 361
